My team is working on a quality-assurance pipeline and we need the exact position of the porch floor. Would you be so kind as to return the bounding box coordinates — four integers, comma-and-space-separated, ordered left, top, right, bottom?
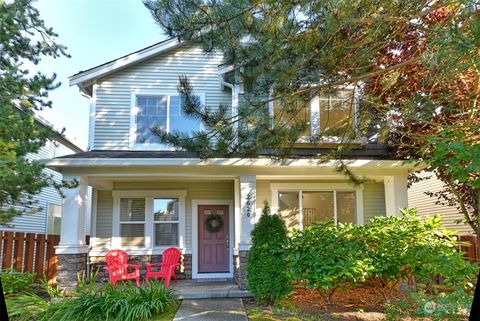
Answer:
172, 280, 252, 299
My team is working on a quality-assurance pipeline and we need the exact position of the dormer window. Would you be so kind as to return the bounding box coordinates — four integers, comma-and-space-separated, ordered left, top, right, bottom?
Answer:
271, 90, 357, 142
130, 92, 203, 149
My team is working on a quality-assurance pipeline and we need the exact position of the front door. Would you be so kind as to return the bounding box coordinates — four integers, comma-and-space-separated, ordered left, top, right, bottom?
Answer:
198, 205, 229, 273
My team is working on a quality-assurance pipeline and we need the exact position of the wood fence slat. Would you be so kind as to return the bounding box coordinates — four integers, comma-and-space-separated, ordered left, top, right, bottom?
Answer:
45, 235, 59, 284
2, 232, 14, 270
24, 233, 35, 273
35, 234, 46, 279
13, 232, 25, 271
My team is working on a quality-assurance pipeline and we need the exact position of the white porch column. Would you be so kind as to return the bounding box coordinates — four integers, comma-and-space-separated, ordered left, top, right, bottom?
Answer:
384, 175, 408, 217
238, 175, 257, 251
55, 175, 89, 255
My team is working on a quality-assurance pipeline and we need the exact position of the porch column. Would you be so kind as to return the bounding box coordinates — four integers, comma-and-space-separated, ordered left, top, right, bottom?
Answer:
55, 175, 89, 291
384, 175, 408, 217
234, 175, 256, 290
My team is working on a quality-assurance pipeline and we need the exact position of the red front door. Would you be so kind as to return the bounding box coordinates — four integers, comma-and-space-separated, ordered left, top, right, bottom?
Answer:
198, 205, 229, 273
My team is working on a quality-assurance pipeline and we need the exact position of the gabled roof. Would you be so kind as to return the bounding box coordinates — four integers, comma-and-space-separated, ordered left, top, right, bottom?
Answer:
34, 114, 84, 153
69, 38, 180, 97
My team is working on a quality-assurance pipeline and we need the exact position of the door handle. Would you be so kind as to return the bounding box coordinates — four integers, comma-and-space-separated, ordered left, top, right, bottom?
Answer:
226, 235, 229, 249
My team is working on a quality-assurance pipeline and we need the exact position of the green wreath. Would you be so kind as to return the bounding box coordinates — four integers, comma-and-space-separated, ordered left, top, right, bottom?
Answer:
205, 213, 224, 233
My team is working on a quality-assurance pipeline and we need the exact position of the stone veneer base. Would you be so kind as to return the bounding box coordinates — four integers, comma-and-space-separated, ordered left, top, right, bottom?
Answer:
56, 253, 87, 291
234, 250, 248, 290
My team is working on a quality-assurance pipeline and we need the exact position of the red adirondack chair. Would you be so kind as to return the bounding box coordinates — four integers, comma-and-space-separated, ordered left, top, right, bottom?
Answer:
146, 247, 181, 287
104, 249, 140, 287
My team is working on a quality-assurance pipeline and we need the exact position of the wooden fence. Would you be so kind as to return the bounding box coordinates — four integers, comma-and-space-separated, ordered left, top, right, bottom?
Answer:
459, 235, 478, 263
0, 231, 60, 283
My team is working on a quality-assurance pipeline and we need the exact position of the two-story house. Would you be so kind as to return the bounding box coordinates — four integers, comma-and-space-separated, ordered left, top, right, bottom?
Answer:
47, 38, 416, 290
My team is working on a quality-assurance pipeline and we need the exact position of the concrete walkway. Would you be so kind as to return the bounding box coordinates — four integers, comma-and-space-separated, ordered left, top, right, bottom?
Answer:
173, 298, 248, 321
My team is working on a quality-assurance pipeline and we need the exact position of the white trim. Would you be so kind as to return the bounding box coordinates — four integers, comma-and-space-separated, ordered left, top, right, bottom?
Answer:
69, 38, 180, 88
46, 158, 419, 170
129, 90, 206, 150
87, 83, 97, 150
191, 199, 234, 279
90, 189, 98, 239
111, 190, 187, 251
270, 182, 364, 226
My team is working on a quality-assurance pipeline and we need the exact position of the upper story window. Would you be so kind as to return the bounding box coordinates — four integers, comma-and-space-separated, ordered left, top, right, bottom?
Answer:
271, 90, 357, 141
131, 93, 203, 148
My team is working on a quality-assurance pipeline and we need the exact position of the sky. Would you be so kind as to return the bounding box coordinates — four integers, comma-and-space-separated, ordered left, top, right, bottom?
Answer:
33, 0, 168, 149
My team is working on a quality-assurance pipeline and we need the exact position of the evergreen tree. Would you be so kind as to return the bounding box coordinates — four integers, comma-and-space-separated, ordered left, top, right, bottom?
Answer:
0, 0, 73, 225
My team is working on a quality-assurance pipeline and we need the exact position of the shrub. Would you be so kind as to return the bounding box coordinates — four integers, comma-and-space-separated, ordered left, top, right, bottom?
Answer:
384, 287, 472, 321
247, 201, 291, 304
287, 209, 476, 302
42, 281, 179, 321
288, 221, 373, 301
361, 209, 475, 300
1, 269, 34, 295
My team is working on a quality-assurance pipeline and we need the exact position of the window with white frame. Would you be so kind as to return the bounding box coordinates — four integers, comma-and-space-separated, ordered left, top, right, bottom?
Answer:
153, 198, 179, 246
46, 203, 62, 235
119, 198, 146, 247
113, 191, 186, 250
272, 90, 356, 139
278, 190, 356, 229
132, 94, 202, 145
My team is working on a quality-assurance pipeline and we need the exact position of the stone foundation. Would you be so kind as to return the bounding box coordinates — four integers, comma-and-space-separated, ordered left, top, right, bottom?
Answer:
234, 250, 248, 290
56, 253, 87, 291
89, 253, 193, 282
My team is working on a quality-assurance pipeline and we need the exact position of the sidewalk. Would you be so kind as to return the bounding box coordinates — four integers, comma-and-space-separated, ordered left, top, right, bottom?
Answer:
173, 298, 248, 321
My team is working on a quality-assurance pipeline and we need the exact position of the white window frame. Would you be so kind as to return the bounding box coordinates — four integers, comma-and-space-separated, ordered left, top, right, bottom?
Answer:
269, 89, 360, 143
129, 90, 206, 150
118, 198, 146, 248
46, 203, 62, 235
153, 198, 181, 247
271, 183, 364, 227
112, 190, 187, 255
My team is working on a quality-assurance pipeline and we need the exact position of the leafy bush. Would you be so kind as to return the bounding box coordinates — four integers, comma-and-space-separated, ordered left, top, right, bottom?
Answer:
247, 201, 291, 304
287, 209, 476, 302
1, 269, 34, 294
42, 281, 179, 321
288, 221, 373, 300
385, 287, 472, 321
362, 209, 475, 300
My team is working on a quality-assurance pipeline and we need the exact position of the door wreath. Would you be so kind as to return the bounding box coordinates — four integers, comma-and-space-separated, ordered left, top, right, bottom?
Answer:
205, 213, 224, 233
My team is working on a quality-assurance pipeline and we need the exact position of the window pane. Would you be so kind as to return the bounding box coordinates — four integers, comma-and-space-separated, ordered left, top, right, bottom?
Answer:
47, 204, 62, 235
302, 191, 334, 227
154, 198, 179, 221
120, 198, 145, 221
155, 223, 178, 246
319, 91, 353, 133
274, 98, 311, 136
169, 95, 201, 134
337, 191, 356, 224
135, 96, 167, 143
278, 192, 299, 229
120, 224, 145, 246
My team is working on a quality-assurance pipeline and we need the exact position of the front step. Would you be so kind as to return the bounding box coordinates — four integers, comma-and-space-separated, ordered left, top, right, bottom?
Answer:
173, 280, 252, 299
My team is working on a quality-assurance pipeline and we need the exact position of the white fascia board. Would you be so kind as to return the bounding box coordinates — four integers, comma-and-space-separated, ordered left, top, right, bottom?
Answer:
218, 64, 235, 75
44, 157, 420, 169
69, 38, 180, 88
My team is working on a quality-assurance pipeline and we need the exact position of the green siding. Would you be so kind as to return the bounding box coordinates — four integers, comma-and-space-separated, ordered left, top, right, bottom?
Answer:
95, 190, 113, 248
93, 181, 234, 251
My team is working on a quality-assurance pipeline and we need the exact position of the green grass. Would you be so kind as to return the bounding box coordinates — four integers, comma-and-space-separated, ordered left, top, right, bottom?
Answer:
148, 303, 179, 321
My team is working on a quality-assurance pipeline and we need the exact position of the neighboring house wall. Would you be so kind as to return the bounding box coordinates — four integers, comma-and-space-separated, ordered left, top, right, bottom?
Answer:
93, 46, 231, 150
2, 139, 91, 235
408, 171, 473, 235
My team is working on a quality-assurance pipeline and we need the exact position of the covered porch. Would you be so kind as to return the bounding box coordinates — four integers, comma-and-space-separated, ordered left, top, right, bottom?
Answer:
46, 154, 414, 290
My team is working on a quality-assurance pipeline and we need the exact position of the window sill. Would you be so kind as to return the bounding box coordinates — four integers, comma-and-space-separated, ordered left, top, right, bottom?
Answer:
89, 247, 189, 257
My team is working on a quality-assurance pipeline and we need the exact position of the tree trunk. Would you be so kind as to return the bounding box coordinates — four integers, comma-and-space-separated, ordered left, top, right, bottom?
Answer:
470, 271, 480, 321
0, 276, 9, 321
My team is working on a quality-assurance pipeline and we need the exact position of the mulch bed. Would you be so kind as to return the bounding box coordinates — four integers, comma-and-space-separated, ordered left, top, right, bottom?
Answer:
244, 285, 405, 321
